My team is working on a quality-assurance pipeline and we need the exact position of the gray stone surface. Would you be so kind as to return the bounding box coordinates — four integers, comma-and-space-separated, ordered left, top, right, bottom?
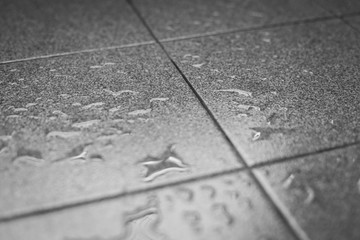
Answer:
0, 172, 295, 240
0, 0, 152, 62
0, 44, 241, 218
163, 20, 360, 164
254, 144, 360, 240
346, 15, 360, 31
133, 0, 328, 40
316, 0, 360, 15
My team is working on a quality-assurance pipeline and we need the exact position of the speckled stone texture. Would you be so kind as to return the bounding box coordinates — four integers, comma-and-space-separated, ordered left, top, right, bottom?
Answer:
163, 19, 360, 164
254, 144, 360, 240
133, 0, 328, 39
0, 172, 296, 240
0, 44, 241, 218
0, 0, 152, 62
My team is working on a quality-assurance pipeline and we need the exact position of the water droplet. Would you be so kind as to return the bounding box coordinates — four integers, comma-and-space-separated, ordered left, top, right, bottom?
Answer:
46, 131, 81, 139
13, 147, 45, 167
150, 97, 169, 103
49, 69, 56, 72
214, 89, 252, 97
55, 143, 90, 162
9, 69, 18, 72
140, 145, 187, 182
89, 153, 104, 161
128, 109, 152, 116
237, 113, 248, 118
52, 110, 68, 118
72, 119, 100, 129
89, 65, 103, 69
282, 174, 295, 189
122, 204, 168, 240
13, 108, 28, 113
211, 203, 234, 225
304, 185, 315, 204
200, 185, 216, 199
104, 62, 116, 66
238, 104, 260, 111
252, 131, 261, 141
175, 187, 194, 202
59, 94, 71, 99
192, 63, 205, 68
109, 105, 125, 114
183, 211, 202, 233
104, 89, 138, 97
81, 102, 105, 110
250, 127, 295, 141
71, 102, 82, 107
25, 103, 37, 108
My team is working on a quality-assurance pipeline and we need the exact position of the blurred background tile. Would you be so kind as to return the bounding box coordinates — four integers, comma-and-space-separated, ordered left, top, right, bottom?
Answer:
0, 0, 153, 62
254, 143, 360, 240
316, 0, 360, 15
133, 0, 329, 40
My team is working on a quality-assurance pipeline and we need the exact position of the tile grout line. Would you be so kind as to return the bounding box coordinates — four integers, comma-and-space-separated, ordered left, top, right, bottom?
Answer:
1, 11, 360, 65
0, 1, 358, 225
126, 1, 310, 240
1, 139, 358, 223
313, 1, 360, 34
0, 167, 244, 223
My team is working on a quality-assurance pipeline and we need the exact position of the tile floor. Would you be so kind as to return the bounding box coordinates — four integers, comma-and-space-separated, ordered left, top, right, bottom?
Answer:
0, 0, 359, 239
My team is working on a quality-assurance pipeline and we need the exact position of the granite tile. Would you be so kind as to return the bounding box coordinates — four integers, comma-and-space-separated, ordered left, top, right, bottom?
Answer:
163, 19, 360, 164
133, 0, 328, 40
0, 0, 152, 62
0, 172, 296, 240
0, 44, 240, 218
254, 144, 360, 240
316, 0, 360, 15
345, 15, 360, 31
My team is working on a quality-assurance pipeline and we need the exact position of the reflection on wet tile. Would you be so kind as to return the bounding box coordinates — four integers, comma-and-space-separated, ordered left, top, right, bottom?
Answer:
0, 44, 240, 218
0, 172, 295, 240
255, 144, 360, 240
0, 0, 152, 61
163, 20, 360, 164
133, 0, 328, 39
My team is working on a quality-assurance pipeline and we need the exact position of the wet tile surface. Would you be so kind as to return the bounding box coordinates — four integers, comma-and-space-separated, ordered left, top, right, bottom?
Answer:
163, 20, 360, 164
0, 172, 296, 240
133, 0, 328, 39
316, 0, 360, 15
0, 44, 241, 218
0, 0, 152, 62
255, 144, 360, 240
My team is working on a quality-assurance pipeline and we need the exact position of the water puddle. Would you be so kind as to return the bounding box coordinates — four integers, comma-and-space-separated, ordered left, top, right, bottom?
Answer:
215, 89, 252, 97
140, 145, 187, 182
192, 63, 205, 68
12, 147, 45, 167
104, 89, 138, 98
81, 102, 105, 110
250, 127, 295, 141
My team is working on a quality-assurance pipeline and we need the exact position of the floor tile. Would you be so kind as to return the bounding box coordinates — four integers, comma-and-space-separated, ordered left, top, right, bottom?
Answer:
133, 0, 328, 40
0, 44, 240, 218
0, 172, 296, 240
163, 20, 360, 164
345, 15, 360, 31
254, 144, 360, 240
0, 0, 152, 62
316, 0, 360, 15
